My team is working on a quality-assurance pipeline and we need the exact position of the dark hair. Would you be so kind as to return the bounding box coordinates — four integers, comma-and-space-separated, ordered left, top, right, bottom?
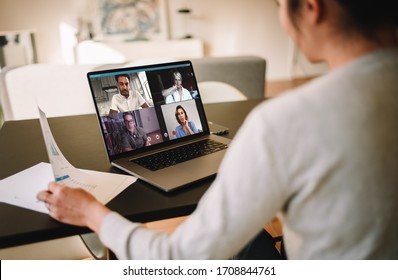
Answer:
287, 0, 398, 38
115, 74, 130, 83
175, 105, 189, 125
122, 112, 135, 123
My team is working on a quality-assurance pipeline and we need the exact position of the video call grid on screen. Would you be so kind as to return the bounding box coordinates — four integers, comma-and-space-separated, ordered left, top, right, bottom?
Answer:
87, 62, 209, 158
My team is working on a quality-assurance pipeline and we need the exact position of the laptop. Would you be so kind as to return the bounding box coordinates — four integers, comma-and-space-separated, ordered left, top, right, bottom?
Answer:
87, 60, 231, 192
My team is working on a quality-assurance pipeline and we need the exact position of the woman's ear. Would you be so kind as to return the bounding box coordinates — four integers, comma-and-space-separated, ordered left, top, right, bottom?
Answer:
304, 0, 324, 25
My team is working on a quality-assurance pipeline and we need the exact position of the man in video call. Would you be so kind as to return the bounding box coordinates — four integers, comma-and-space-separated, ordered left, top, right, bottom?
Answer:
109, 74, 149, 115
120, 112, 148, 151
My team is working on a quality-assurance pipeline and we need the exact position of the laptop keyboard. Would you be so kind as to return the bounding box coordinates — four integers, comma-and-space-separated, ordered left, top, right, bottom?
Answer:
132, 139, 228, 171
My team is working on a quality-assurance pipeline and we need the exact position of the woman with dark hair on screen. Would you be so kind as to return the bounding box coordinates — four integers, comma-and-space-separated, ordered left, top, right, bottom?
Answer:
38, 0, 398, 259
174, 105, 199, 138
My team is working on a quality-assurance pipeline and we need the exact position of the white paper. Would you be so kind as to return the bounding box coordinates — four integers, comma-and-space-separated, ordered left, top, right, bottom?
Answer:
0, 107, 137, 213
0, 162, 135, 214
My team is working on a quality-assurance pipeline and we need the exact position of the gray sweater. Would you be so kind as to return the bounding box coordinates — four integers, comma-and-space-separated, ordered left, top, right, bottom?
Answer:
100, 48, 398, 259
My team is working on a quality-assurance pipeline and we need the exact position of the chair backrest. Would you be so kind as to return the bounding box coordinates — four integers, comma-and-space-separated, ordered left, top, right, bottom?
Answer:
1, 64, 96, 120
192, 56, 266, 99
198, 81, 248, 104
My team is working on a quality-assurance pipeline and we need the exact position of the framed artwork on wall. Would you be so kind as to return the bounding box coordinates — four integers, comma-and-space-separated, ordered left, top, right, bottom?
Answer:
98, 0, 169, 40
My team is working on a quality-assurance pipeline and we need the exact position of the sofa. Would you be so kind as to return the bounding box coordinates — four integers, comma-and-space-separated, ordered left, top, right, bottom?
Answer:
192, 56, 266, 100
0, 56, 266, 121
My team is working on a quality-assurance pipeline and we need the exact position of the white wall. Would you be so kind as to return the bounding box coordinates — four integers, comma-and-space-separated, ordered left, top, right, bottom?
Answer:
0, 0, 327, 80
0, 0, 95, 64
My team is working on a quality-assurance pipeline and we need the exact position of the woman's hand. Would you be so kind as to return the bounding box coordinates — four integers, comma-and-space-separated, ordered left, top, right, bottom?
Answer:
162, 85, 177, 97
37, 182, 111, 233
182, 120, 194, 135
183, 120, 188, 128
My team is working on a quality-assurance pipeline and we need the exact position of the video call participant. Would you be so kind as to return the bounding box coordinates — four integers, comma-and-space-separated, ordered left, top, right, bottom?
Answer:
120, 112, 148, 151
174, 105, 199, 138
109, 74, 149, 115
162, 71, 193, 104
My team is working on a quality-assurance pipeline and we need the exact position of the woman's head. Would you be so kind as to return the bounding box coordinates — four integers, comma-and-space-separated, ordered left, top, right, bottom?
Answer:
175, 105, 188, 125
173, 72, 183, 89
284, 0, 397, 36
278, 0, 397, 64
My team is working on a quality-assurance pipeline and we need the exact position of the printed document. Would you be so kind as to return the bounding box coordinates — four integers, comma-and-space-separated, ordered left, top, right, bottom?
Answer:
0, 108, 136, 213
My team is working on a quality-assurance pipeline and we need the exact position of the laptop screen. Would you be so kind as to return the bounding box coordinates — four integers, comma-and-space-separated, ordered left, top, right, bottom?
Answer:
87, 61, 210, 160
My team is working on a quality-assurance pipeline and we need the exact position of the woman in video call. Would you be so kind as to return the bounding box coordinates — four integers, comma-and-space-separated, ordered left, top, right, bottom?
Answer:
162, 71, 193, 104
38, 0, 397, 259
174, 105, 199, 138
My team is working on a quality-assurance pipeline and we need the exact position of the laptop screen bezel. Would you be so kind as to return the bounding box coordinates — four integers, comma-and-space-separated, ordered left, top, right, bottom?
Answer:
87, 60, 211, 161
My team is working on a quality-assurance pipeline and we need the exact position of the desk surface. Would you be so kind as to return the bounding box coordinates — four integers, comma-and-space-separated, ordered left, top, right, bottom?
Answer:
0, 98, 264, 249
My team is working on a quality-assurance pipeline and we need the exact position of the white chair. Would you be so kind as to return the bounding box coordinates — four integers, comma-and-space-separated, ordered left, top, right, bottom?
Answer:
198, 81, 248, 104
1, 64, 97, 121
